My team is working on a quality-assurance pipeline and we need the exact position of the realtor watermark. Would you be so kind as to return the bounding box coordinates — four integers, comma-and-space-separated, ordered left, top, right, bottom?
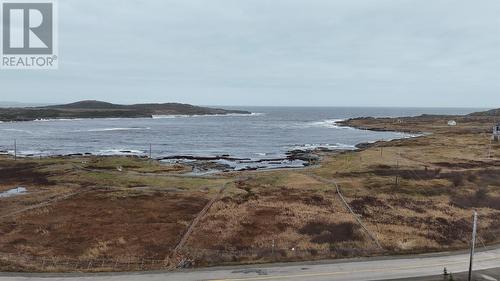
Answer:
1, 0, 58, 69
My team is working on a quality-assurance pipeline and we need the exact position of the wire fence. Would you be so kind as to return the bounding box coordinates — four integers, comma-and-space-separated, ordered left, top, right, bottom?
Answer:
0, 253, 175, 272
185, 246, 382, 266
0, 246, 383, 272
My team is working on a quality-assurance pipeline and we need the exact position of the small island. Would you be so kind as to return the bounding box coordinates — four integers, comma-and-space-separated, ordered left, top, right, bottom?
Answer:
0, 100, 251, 122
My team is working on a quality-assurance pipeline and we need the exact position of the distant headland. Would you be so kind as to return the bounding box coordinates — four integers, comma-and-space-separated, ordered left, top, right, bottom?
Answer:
0, 100, 251, 122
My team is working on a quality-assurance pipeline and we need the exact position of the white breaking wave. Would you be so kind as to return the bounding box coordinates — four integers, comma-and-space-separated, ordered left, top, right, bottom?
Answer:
289, 143, 356, 151
96, 149, 146, 156
152, 112, 264, 119
34, 118, 87, 122
6, 150, 50, 156
2, 148, 148, 157
83, 127, 151, 132
304, 119, 351, 129
1, 128, 33, 134
34, 117, 146, 122
22, 113, 265, 122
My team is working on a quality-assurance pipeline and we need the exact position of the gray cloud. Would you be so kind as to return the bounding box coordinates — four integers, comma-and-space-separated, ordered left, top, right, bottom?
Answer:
1, 0, 499, 107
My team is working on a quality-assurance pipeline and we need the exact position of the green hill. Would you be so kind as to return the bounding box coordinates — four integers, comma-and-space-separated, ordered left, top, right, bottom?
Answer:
0, 100, 251, 122
468, 108, 500, 117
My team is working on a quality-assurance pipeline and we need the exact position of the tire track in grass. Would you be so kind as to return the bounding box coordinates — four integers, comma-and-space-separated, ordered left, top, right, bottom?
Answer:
173, 181, 231, 253
170, 177, 251, 268
0, 189, 91, 220
304, 173, 383, 249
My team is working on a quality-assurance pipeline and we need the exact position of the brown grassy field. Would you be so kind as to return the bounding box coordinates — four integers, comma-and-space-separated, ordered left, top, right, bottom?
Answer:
0, 114, 499, 271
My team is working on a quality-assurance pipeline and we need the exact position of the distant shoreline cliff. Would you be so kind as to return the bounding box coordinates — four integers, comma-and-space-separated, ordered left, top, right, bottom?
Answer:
0, 100, 252, 122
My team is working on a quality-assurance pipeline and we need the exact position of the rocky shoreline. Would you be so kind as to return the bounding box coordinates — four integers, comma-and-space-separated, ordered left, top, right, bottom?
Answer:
158, 149, 327, 173
0, 146, 346, 174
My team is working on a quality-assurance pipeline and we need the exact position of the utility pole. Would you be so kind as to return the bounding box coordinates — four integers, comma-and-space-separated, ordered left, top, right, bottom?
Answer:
149, 143, 152, 160
468, 211, 478, 281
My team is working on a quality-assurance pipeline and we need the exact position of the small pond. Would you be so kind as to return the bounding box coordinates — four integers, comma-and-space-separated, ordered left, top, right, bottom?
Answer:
0, 187, 28, 198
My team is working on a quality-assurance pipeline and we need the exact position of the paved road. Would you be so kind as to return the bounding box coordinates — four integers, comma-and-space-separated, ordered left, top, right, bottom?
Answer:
1, 248, 500, 281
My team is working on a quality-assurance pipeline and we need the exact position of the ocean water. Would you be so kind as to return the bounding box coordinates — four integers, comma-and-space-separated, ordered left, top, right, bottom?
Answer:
0, 107, 483, 160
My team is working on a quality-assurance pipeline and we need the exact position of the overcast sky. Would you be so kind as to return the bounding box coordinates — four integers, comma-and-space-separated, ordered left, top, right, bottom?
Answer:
1, 0, 499, 107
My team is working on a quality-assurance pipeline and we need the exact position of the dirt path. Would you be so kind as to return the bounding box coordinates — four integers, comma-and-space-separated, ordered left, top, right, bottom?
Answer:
172, 180, 234, 254
72, 164, 229, 180
0, 189, 90, 220
304, 173, 383, 249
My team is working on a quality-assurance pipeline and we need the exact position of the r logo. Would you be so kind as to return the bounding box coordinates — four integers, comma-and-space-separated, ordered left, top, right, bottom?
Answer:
2, 2, 53, 55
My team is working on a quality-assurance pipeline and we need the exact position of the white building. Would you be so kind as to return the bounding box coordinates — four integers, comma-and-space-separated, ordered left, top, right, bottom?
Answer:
494, 123, 500, 141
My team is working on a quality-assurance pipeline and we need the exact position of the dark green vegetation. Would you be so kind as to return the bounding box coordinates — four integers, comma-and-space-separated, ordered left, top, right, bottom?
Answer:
468, 108, 500, 117
0, 100, 251, 121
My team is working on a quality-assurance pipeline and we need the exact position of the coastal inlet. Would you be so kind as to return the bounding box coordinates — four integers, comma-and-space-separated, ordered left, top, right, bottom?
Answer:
0, 107, 469, 171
